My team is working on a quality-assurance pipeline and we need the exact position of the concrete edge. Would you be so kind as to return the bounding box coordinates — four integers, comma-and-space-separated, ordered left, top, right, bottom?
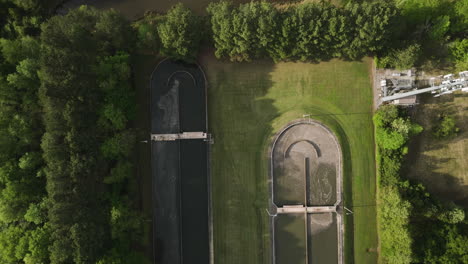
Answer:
197, 62, 214, 264
267, 118, 344, 264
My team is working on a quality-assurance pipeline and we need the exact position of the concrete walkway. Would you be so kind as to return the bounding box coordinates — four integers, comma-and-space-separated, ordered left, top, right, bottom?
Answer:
276, 205, 336, 214
151, 132, 207, 141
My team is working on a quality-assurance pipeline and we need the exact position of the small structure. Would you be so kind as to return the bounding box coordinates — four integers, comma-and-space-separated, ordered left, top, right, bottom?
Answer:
443, 73, 454, 80
382, 70, 468, 103
393, 95, 418, 106
151, 132, 208, 141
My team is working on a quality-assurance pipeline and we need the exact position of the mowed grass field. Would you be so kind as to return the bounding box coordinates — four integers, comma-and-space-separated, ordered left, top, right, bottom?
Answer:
200, 53, 378, 264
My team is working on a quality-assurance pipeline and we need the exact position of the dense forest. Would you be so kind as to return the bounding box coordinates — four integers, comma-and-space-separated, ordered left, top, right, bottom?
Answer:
0, 0, 467, 263
0, 1, 57, 263
40, 7, 143, 263
0, 1, 145, 263
377, 0, 468, 71
206, 1, 397, 61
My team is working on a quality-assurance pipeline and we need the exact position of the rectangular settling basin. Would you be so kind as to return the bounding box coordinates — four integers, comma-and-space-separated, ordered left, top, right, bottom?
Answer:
307, 213, 338, 264
274, 213, 307, 264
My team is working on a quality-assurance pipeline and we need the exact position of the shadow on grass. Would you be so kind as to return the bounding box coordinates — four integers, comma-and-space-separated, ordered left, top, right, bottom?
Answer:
404, 93, 468, 207
197, 52, 371, 264
200, 56, 278, 264
402, 152, 468, 208
331, 118, 356, 264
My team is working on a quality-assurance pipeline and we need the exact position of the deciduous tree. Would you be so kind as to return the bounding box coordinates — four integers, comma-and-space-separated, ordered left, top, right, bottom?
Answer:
157, 3, 202, 61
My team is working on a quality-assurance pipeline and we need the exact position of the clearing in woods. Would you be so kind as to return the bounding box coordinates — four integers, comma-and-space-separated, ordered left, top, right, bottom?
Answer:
404, 94, 468, 207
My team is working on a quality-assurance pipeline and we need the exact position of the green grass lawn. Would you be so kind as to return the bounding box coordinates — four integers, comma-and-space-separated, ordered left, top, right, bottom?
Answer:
200, 54, 378, 264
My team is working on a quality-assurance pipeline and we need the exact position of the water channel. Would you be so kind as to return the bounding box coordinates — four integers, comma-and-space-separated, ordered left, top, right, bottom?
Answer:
151, 60, 209, 264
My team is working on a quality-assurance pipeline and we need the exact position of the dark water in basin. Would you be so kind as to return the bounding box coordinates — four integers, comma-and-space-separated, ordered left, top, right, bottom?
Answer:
275, 214, 307, 264
308, 213, 338, 264
180, 140, 209, 263
151, 60, 209, 264
274, 213, 339, 264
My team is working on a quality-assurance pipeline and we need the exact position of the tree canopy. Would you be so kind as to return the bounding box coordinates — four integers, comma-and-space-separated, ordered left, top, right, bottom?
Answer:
374, 105, 468, 264
157, 3, 203, 61
39, 6, 143, 263
0, 2, 148, 262
207, 0, 398, 62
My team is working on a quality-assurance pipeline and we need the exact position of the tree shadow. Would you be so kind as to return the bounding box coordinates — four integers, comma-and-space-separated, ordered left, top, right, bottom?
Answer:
404, 93, 468, 207
328, 118, 356, 263
199, 52, 278, 263
403, 153, 468, 208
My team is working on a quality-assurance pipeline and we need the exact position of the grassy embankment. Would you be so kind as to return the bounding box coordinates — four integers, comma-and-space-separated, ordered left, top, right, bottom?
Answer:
201, 54, 378, 264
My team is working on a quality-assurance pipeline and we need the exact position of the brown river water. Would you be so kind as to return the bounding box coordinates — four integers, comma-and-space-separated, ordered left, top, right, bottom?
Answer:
58, 0, 253, 19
